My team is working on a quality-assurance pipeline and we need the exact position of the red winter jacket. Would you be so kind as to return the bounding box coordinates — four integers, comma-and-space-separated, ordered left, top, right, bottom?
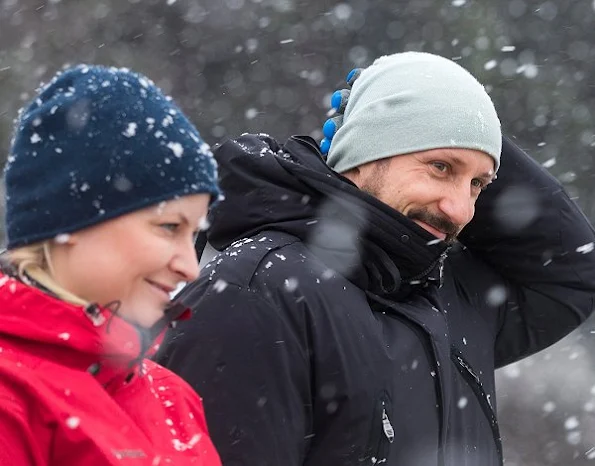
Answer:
0, 273, 221, 466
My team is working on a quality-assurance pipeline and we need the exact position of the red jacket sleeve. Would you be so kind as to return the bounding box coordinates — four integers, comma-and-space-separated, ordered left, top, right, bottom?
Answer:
142, 360, 222, 466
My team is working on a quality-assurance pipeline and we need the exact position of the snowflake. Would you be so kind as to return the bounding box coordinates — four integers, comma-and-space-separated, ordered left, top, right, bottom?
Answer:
66, 416, 80, 429
122, 122, 138, 138
576, 243, 594, 254
167, 142, 184, 158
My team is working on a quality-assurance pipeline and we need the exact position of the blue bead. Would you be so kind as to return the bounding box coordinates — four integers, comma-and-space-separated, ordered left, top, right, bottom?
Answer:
346, 69, 357, 83
320, 138, 331, 154
331, 90, 343, 111
322, 119, 336, 139
346, 68, 361, 87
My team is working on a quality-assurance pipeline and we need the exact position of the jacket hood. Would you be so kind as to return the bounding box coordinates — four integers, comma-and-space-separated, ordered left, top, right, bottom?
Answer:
205, 134, 449, 298
0, 273, 189, 387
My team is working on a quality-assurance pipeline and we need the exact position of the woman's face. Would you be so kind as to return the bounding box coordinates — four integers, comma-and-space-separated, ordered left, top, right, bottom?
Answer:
50, 194, 210, 328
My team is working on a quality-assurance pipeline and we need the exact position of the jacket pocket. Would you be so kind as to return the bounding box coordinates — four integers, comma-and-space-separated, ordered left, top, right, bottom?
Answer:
362, 390, 395, 464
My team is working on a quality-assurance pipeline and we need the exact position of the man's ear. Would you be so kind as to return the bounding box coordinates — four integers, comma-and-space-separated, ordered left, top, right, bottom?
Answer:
341, 166, 361, 185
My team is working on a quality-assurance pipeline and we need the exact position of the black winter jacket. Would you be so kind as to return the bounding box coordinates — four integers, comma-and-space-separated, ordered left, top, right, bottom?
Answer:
156, 134, 595, 466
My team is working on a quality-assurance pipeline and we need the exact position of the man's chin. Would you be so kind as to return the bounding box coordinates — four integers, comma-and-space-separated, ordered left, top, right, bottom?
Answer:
444, 235, 458, 246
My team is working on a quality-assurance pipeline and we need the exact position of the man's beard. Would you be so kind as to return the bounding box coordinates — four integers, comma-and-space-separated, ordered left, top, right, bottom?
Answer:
407, 207, 460, 245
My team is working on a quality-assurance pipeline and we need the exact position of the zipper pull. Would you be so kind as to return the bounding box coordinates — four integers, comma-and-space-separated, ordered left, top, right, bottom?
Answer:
438, 251, 448, 288
382, 407, 395, 443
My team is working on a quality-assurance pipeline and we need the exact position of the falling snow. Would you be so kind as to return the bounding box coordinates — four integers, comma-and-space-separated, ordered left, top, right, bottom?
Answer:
542, 158, 556, 168
577, 243, 594, 254
54, 233, 71, 244
284, 277, 299, 291
484, 60, 498, 71
122, 122, 137, 137
565, 416, 580, 430
66, 416, 80, 429
1, 3, 595, 464
213, 279, 228, 293
198, 216, 211, 231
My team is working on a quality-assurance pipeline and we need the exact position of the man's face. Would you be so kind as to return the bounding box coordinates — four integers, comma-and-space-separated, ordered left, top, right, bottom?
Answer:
349, 148, 496, 243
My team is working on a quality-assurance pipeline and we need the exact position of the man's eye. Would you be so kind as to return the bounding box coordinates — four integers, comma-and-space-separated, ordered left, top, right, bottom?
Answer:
431, 162, 448, 172
471, 179, 484, 189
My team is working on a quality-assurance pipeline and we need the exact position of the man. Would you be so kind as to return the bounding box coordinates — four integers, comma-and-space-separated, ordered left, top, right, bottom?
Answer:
156, 52, 595, 465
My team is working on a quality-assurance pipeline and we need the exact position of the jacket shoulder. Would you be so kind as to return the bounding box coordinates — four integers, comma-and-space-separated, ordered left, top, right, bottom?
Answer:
184, 230, 355, 315
199, 231, 305, 290
216, 133, 283, 157
215, 133, 319, 161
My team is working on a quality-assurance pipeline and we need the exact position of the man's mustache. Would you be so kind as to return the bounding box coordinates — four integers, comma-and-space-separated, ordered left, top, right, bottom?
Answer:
407, 208, 460, 243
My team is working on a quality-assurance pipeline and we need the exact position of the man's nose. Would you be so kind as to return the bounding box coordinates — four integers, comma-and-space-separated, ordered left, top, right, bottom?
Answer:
437, 188, 475, 229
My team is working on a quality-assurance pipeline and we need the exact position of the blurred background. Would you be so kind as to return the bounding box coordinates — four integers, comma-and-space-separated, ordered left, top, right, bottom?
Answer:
1, 0, 595, 463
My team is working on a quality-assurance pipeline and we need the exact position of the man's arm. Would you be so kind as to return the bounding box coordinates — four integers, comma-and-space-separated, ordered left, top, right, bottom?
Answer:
458, 136, 595, 367
156, 282, 312, 466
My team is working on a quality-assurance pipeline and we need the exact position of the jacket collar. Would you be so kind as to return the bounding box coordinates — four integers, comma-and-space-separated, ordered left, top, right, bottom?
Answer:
205, 133, 450, 301
279, 136, 450, 299
0, 273, 189, 388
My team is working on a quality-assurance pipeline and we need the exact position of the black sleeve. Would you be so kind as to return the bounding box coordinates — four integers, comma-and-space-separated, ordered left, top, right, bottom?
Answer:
458, 136, 595, 367
156, 282, 312, 466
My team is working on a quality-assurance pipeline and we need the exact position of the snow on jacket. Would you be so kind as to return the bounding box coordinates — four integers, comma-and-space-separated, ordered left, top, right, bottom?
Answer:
0, 272, 221, 466
157, 134, 595, 466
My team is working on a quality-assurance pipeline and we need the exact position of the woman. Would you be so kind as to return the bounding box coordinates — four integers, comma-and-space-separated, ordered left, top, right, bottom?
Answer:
0, 64, 222, 465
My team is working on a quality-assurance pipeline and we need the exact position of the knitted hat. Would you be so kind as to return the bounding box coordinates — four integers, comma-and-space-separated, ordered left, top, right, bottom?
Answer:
4, 64, 220, 249
325, 52, 502, 173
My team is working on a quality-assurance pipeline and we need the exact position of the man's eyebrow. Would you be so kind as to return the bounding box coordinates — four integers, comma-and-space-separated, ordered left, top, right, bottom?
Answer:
442, 151, 496, 182
478, 173, 495, 184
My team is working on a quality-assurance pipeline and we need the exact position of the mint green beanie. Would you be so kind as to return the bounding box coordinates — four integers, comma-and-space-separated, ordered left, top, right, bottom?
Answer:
326, 52, 502, 174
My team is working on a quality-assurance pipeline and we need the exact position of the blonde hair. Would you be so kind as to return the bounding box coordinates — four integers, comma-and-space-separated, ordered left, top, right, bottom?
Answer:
5, 242, 88, 306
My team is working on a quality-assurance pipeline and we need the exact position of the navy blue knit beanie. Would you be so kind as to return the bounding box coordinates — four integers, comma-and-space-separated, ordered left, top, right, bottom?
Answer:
4, 64, 220, 249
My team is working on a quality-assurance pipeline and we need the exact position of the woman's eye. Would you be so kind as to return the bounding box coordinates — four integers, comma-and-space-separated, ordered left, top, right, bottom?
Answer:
160, 223, 179, 232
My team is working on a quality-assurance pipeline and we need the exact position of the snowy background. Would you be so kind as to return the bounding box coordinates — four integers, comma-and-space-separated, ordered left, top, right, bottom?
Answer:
1, 0, 595, 463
